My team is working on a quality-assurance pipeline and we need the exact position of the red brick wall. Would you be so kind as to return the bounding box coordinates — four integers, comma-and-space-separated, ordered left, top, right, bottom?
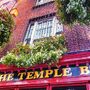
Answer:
0, 0, 56, 57
10, 0, 56, 48
64, 25, 90, 52
0, 0, 90, 57
0, 0, 30, 57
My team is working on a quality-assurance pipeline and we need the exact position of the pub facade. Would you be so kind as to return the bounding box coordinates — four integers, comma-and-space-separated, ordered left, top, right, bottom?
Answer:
0, 0, 90, 90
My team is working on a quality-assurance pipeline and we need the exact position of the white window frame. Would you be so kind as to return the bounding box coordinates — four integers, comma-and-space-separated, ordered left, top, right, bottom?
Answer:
30, 22, 38, 44
24, 17, 63, 45
36, 0, 54, 6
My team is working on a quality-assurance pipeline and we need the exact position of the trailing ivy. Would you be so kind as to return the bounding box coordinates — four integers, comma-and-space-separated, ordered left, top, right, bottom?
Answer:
0, 9, 15, 47
1, 35, 67, 67
55, 0, 90, 25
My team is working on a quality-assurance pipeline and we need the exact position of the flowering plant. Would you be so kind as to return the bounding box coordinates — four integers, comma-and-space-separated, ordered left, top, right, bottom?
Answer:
0, 10, 15, 48
55, 0, 90, 25
1, 35, 67, 67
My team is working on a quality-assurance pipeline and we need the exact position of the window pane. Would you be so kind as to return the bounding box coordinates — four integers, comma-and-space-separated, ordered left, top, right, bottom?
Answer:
56, 22, 63, 35
36, 0, 54, 5
28, 24, 34, 38
34, 19, 52, 40
24, 17, 63, 44
24, 23, 34, 44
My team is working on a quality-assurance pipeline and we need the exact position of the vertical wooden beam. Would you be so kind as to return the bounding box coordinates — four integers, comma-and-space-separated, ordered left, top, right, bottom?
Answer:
86, 84, 90, 90
14, 88, 19, 90
47, 85, 52, 90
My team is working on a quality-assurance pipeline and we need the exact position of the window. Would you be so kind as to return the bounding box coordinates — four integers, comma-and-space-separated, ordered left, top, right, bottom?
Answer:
34, 19, 52, 40
24, 16, 63, 45
0, 0, 17, 11
36, 0, 54, 5
24, 23, 34, 44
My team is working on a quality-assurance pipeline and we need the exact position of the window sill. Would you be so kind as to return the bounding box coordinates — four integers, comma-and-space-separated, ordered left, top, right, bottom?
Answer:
33, 1, 54, 9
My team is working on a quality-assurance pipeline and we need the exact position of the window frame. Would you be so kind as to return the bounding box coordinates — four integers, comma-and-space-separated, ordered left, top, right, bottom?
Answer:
36, 0, 54, 6
23, 16, 63, 45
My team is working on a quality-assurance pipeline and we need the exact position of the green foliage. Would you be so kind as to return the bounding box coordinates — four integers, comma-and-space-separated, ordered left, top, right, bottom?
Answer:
1, 53, 16, 66
0, 9, 15, 47
11, 43, 31, 55
55, 0, 90, 25
1, 35, 67, 67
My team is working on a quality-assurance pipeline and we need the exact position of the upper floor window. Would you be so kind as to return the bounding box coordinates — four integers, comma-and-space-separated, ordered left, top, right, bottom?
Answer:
0, 0, 17, 11
36, 0, 54, 5
23, 16, 63, 45
34, 18, 53, 40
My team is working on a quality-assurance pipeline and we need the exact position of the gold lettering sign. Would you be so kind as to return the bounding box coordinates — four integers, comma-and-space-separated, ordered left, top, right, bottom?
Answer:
0, 65, 90, 82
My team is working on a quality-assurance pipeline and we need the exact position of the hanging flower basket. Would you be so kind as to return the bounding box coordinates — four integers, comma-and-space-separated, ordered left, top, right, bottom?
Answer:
0, 35, 67, 67
0, 9, 15, 48
55, 0, 90, 25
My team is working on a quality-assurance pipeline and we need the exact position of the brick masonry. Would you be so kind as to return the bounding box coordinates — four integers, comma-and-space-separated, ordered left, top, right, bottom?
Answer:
0, 0, 90, 57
